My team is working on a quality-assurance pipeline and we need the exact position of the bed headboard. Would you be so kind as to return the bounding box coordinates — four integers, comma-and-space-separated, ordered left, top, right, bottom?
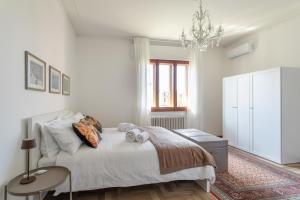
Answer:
27, 110, 72, 169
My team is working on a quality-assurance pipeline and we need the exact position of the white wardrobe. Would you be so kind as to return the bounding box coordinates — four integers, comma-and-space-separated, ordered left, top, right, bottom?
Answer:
223, 67, 300, 164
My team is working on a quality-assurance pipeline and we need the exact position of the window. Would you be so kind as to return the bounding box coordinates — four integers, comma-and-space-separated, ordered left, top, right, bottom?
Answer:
149, 59, 188, 112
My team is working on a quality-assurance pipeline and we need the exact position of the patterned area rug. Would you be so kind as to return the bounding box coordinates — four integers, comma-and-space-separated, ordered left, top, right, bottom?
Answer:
211, 147, 300, 200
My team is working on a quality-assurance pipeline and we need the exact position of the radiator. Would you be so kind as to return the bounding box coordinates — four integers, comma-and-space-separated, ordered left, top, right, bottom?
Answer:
151, 115, 186, 130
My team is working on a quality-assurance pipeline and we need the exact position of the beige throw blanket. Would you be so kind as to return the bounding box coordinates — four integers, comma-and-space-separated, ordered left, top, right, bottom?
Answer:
143, 126, 216, 174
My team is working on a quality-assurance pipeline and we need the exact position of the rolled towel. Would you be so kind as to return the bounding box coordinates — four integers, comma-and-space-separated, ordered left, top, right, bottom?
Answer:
126, 128, 141, 142
118, 123, 136, 132
136, 131, 150, 144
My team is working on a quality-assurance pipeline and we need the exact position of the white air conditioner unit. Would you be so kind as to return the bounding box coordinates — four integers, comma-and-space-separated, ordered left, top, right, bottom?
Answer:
227, 43, 254, 59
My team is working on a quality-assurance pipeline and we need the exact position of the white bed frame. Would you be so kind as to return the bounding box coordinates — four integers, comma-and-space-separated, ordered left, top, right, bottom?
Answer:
27, 110, 71, 170
27, 110, 211, 193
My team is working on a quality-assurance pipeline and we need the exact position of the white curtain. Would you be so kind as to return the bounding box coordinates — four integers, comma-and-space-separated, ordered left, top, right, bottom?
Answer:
187, 49, 204, 129
133, 37, 151, 126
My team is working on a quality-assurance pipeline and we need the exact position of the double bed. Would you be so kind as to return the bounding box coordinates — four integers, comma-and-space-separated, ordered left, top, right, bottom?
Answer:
28, 110, 216, 195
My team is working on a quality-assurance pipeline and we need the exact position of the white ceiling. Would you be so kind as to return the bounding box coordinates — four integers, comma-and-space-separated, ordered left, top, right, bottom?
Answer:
62, 0, 300, 46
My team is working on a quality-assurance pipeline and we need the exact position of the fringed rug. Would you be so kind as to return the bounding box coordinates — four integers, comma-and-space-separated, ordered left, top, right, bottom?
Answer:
211, 147, 300, 200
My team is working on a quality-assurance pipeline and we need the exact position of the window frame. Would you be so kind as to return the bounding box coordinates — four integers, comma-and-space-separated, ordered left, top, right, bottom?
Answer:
150, 59, 189, 112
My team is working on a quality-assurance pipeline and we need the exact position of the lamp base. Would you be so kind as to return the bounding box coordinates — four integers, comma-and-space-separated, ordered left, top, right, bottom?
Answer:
20, 176, 36, 184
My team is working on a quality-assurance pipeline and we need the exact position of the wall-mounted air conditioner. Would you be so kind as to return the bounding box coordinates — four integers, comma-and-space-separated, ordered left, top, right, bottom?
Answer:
226, 43, 254, 59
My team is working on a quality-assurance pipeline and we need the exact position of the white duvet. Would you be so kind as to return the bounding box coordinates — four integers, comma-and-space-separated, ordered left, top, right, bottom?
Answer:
53, 128, 215, 195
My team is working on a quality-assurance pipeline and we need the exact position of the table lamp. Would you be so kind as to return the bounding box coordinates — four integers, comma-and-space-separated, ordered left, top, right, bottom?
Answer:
20, 138, 36, 184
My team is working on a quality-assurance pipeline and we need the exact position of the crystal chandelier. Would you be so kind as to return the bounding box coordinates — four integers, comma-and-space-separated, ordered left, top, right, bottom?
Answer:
180, 0, 224, 51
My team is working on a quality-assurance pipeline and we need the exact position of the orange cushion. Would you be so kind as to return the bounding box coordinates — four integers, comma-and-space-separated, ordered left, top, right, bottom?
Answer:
83, 115, 102, 133
72, 121, 101, 148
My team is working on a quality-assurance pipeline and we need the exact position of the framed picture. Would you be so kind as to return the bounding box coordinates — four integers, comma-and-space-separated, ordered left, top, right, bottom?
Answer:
25, 51, 46, 91
62, 73, 70, 95
49, 66, 61, 94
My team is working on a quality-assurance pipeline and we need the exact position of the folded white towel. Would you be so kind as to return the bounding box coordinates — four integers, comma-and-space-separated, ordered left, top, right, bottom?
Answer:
126, 128, 141, 142
118, 123, 136, 132
136, 131, 150, 144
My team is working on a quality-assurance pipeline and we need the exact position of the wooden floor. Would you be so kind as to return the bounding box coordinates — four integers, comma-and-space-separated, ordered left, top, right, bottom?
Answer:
46, 148, 300, 200
46, 181, 215, 200
281, 163, 300, 174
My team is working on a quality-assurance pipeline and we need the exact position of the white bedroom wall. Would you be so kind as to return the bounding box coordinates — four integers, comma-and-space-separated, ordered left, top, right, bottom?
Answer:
74, 36, 225, 135
200, 48, 229, 136
150, 45, 189, 60
0, 0, 76, 199
74, 38, 227, 135
224, 15, 300, 76
73, 36, 136, 127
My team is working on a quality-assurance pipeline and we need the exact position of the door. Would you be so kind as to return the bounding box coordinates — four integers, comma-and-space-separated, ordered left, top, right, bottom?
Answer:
223, 78, 238, 146
252, 69, 281, 162
237, 75, 251, 151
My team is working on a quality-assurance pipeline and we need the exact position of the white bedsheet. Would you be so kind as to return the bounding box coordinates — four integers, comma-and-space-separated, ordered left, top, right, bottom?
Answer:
38, 156, 57, 167
53, 128, 215, 195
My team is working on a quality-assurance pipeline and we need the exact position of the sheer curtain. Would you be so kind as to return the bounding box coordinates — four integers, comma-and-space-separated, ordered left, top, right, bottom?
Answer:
133, 37, 151, 126
187, 50, 204, 129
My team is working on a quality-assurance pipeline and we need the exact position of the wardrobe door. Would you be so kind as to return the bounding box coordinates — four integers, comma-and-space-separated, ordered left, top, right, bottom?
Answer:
237, 75, 251, 151
252, 70, 281, 163
223, 78, 238, 146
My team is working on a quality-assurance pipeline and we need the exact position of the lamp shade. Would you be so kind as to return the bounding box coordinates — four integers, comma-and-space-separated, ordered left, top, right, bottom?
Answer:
21, 138, 36, 150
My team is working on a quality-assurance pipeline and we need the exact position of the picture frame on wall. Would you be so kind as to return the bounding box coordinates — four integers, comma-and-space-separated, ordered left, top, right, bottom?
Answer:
62, 73, 70, 95
49, 66, 61, 94
25, 51, 46, 91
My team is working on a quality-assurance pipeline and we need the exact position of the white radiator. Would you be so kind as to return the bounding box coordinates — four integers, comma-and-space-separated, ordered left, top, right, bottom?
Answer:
151, 113, 186, 130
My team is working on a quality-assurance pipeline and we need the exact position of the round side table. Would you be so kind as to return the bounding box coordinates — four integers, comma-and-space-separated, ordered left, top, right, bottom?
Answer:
5, 166, 72, 200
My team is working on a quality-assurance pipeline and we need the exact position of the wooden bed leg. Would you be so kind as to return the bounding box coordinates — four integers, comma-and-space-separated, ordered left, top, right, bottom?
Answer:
196, 179, 210, 193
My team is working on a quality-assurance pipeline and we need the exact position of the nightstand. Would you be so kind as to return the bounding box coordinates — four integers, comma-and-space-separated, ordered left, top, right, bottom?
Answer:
5, 166, 72, 200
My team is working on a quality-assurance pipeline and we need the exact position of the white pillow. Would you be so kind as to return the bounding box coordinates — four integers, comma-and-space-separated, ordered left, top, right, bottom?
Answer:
72, 112, 85, 122
40, 120, 61, 158
55, 111, 74, 120
46, 118, 82, 154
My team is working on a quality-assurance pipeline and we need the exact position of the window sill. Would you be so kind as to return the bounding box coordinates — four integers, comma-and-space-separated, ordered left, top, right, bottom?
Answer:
151, 107, 187, 112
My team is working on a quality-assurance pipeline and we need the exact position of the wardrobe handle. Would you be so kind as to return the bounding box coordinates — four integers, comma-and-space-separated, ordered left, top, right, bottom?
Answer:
232, 106, 238, 108
250, 107, 254, 110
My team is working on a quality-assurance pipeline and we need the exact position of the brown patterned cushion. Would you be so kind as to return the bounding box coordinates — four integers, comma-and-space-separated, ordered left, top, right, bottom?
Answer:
83, 115, 102, 133
72, 121, 101, 148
